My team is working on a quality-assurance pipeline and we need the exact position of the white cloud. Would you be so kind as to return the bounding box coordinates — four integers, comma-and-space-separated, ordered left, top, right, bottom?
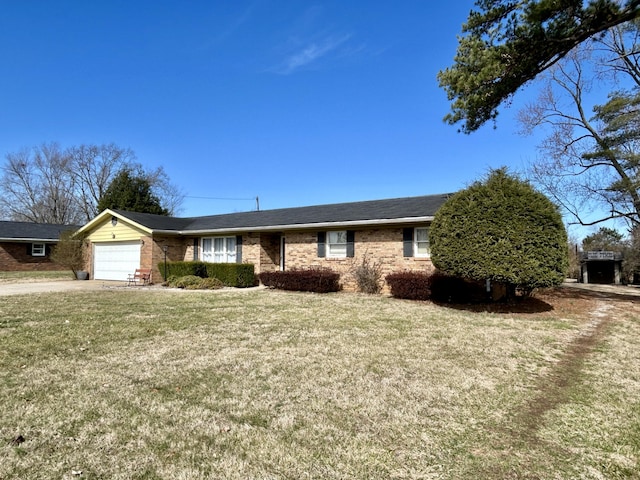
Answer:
274, 33, 352, 75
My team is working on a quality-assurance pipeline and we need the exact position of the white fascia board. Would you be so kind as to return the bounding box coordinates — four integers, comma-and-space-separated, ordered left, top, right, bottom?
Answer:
0, 237, 58, 243
77, 209, 153, 235
153, 216, 435, 236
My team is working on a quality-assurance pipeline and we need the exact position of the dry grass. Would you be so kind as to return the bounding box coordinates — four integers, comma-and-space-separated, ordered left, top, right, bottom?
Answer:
0, 287, 638, 479
0, 270, 73, 284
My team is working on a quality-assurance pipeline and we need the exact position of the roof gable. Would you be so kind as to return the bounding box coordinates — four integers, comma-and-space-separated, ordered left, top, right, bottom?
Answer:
77, 209, 156, 235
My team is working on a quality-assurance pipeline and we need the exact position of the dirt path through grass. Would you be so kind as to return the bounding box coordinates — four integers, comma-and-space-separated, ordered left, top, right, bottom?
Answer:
473, 295, 629, 477
516, 301, 613, 440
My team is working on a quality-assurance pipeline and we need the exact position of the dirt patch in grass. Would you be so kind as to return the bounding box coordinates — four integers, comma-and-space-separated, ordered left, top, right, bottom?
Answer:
517, 301, 614, 433
460, 286, 640, 478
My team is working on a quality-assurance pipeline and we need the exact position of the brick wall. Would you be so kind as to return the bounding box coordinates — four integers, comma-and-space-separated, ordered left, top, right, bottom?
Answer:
81, 226, 433, 290
258, 233, 280, 273
0, 242, 65, 271
150, 236, 189, 283
280, 227, 434, 292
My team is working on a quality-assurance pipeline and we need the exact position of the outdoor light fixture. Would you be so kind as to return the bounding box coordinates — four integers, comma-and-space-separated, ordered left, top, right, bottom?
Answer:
111, 216, 118, 227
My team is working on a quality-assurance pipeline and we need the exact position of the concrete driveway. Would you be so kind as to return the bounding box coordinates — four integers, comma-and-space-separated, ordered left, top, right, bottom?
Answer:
560, 278, 640, 297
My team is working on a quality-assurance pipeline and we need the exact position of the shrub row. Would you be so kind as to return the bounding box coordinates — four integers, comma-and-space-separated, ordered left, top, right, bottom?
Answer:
259, 268, 341, 293
158, 261, 255, 288
385, 270, 489, 303
205, 263, 255, 288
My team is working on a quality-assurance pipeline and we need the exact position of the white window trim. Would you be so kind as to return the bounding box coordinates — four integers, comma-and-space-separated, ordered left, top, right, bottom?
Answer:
202, 236, 236, 263
326, 230, 347, 258
32, 243, 46, 257
414, 227, 430, 258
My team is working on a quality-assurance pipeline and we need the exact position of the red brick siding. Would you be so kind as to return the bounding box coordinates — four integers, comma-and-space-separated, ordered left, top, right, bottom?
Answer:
0, 242, 65, 271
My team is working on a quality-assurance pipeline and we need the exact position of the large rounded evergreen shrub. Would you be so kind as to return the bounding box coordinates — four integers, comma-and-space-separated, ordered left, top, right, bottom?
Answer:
430, 168, 568, 297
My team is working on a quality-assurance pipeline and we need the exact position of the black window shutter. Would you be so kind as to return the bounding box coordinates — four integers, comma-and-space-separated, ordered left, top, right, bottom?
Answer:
403, 228, 414, 257
317, 232, 326, 258
27, 244, 32, 256
193, 238, 199, 260
236, 235, 243, 263
346, 230, 355, 257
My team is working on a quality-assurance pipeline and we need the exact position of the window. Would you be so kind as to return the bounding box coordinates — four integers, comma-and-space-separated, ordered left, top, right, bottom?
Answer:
414, 227, 430, 257
327, 231, 347, 258
403, 227, 430, 257
202, 236, 236, 263
317, 231, 355, 258
31, 243, 45, 257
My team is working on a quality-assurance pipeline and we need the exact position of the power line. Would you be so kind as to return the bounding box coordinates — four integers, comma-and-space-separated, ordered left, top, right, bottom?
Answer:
184, 195, 260, 211
184, 195, 255, 201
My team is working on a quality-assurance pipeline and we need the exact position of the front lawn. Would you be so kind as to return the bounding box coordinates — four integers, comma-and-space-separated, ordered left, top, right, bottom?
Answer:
0, 288, 638, 479
0, 270, 74, 283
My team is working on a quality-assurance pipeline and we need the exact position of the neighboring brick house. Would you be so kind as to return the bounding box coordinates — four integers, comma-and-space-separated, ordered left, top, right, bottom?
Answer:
76, 194, 451, 290
0, 221, 80, 271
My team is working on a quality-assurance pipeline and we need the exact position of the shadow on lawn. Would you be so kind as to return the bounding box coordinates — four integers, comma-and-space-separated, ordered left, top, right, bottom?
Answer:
433, 296, 555, 314
433, 283, 640, 315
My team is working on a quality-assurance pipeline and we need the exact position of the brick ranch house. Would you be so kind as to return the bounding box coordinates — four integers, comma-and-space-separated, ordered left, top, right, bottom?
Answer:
0, 221, 80, 271
77, 194, 451, 290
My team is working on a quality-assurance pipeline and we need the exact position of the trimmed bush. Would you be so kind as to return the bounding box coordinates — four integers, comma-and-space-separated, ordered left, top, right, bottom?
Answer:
171, 275, 205, 289
204, 263, 255, 288
385, 271, 431, 301
191, 277, 224, 290
430, 168, 568, 298
159, 261, 255, 288
166, 275, 224, 290
259, 268, 341, 293
158, 261, 207, 280
385, 270, 489, 303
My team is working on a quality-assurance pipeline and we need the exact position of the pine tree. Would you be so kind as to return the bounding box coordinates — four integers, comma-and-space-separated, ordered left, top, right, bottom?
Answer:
438, 0, 640, 133
97, 168, 169, 215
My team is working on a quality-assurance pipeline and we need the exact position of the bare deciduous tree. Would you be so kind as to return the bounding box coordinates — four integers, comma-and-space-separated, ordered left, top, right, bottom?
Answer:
68, 143, 137, 221
0, 142, 184, 223
521, 22, 640, 228
0, 143, 79, 224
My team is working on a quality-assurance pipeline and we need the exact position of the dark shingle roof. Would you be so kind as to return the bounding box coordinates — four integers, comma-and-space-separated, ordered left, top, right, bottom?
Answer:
116, 194, 451, 233
111, 210, 194, 230
0, 221, 81, 241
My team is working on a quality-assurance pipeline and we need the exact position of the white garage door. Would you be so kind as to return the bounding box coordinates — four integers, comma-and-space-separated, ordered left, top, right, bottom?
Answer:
94, 242, 141, 281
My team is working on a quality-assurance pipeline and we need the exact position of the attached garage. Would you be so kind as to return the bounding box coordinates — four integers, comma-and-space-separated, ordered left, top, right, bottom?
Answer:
93, 242, 141, 281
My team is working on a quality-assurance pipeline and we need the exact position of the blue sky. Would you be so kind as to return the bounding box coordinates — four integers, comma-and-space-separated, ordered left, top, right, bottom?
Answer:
1, 1, 560, 228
